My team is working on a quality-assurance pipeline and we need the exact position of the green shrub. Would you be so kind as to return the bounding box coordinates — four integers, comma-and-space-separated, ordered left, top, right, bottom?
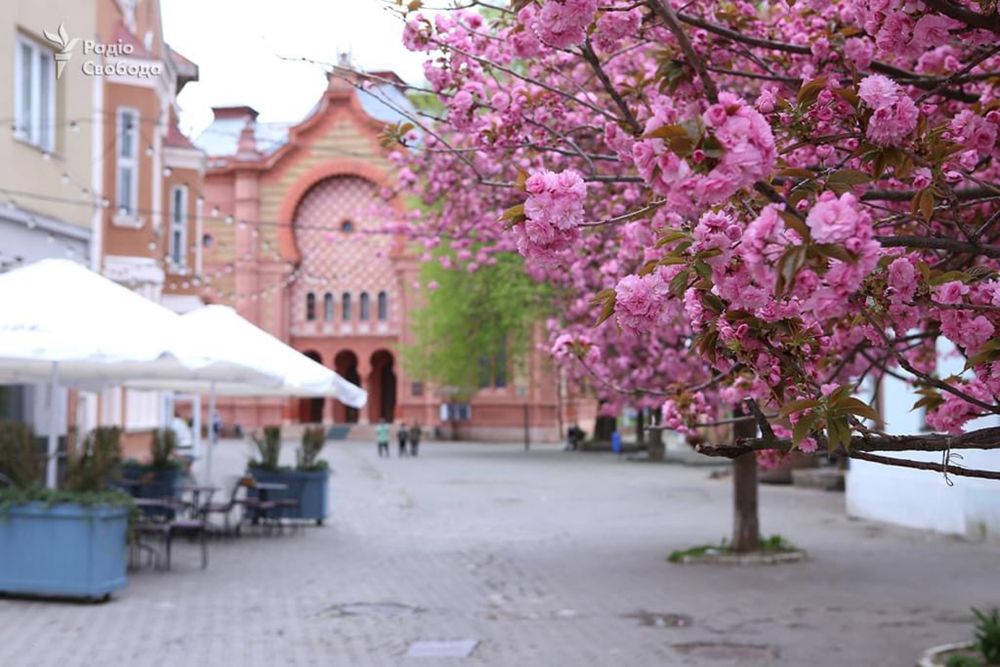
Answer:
297, 427, 328, 471
974, 607, 1000, 665
947, 655, 982, 667
64, 427, 122, 493
250, 426, 282, 471
0, 421, 43, 489
150, 428, 179, 470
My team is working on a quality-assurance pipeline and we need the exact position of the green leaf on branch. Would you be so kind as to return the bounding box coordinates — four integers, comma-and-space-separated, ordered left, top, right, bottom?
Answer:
655, 229, 689, 247
499, 203, 526, 229
780, 398, 821, 418
826, 416, 852, 452
591, 288, 617, 327
669, 269, 691, 298
793, 412, 821, 445
912, 187, 935, 222
775, 245, 807, 296
827, 169, 871, 193
778, 210, 810, 240
796, 76, 828, 107
838, 397, 881, 422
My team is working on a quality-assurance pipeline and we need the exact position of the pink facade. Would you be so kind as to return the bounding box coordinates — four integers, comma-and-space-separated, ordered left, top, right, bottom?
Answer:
194, 74, 574, 441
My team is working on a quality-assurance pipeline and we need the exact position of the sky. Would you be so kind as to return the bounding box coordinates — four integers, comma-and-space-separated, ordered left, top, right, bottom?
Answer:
161, 0, 429, 136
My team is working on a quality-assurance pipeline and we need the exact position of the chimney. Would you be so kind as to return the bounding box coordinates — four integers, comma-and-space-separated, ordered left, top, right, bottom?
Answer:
211, 106, 259, 122
235, 119, 259, 161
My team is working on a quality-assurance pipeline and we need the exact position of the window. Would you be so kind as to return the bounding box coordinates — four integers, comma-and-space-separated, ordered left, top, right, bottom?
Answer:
13, 35, 55, 151
305, 292, 316, 321
478, 355, 491, 389
359, 292, 370, 321
341, 220, 354, 233
323, 292, 334, 322
494, 345, 507, 389
116, 108, 139, 215
478, 342, 508, 389
169, 185, 188, 266
377, 291, 388, 321
342, 292, 352, 321
411, 381, 424, 397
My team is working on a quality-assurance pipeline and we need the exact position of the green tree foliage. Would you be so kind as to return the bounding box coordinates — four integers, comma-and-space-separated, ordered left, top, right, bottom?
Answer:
404, 251, 551, 399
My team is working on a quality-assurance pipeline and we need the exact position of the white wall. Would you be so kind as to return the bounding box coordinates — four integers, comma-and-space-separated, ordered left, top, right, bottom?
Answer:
847, 339, 1000, 538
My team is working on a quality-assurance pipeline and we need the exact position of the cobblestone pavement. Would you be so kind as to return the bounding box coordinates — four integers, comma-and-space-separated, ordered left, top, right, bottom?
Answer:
1, 439, 996, 666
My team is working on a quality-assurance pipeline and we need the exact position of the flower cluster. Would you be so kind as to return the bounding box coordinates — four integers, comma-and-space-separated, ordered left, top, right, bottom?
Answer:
514, 169, 586, 265
634, 92, 776, 215
858, 75, 918, 146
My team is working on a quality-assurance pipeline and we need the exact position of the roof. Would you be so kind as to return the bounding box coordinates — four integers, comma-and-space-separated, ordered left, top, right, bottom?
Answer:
165, 121, 198, 150
193, 78, 415, 159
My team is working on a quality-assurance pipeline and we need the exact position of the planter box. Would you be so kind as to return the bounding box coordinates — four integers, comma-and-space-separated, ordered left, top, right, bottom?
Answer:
0, 502, 128, 600
248, 468, 330, 523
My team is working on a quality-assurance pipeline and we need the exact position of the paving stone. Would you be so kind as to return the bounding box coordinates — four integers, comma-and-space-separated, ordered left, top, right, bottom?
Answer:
0, 439, 995, 666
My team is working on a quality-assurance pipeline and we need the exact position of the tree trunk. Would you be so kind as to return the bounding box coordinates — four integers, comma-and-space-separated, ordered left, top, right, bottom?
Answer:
636, 408, 646, 446
731, 414, 759, 552
594, 414, 616, 442
647, 425, 664, 462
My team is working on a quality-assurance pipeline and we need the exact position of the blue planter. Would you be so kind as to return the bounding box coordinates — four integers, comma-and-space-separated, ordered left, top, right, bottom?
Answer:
0, 502, 128, 600
248, 468, 330, 523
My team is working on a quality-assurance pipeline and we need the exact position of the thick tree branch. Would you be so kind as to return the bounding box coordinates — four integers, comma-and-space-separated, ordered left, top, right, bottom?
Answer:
695, 425, 1000, 458
875, 234, 1000, 259
850, 450, 1000, 481
922, 0, 1000, 35
651, 2, 719, 103
675, 12, 979, 102
580, 40, 643, 135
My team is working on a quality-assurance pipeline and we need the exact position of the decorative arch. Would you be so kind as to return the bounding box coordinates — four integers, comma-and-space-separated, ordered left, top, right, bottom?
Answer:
276, 158, 396, 263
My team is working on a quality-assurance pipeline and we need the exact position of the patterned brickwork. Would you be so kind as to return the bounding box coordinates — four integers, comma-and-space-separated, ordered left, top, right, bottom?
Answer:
290, 176, 398, 338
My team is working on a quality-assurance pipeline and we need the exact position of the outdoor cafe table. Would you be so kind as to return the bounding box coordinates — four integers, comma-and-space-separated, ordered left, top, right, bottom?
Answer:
247, 481, 287, 524
177, 484, 218, 516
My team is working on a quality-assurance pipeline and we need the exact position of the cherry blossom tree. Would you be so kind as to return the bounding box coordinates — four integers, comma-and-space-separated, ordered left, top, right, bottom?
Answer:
358, 0, 1000, 546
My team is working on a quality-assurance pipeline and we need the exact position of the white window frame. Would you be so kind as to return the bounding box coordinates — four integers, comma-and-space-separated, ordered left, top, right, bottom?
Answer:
169, 185, 188, 267
116, 107, 140, 217
13, 34, 56, 152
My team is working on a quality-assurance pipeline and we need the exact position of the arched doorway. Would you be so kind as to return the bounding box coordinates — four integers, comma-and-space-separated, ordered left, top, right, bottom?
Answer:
299, 350, 325, 423
334, 350, 361, 423
368, 350, 397, 423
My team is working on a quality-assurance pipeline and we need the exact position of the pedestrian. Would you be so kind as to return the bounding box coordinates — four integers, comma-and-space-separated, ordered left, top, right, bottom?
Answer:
397, 422, 409, 457
566, 423, 583, 451
211, 411, 222, 443
375, 418, 390, 458
611, 428, 622, 458
408, 422, 422, 457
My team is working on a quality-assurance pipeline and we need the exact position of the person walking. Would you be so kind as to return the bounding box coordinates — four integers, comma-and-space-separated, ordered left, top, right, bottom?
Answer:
375, 419, 390, 458
408, 422, 422, 457
396, 422, 409, 457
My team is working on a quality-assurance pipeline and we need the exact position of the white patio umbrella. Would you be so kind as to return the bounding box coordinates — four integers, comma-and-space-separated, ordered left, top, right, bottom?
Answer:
0, 259, 283, 487
124, 305, 367, 481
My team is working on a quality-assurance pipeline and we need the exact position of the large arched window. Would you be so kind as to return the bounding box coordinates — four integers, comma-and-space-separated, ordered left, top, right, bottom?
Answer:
377, 291, 388, 321
323, 292, 334, 322
342, 292, 352, 321
359, 292, 371, 321
305, 292, 316, 321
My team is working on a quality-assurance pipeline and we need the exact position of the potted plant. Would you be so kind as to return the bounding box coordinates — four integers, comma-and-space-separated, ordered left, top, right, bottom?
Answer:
246, 426, 330, 525
139, 428, 182, 500
0, 423, 130, 601
293, 427, 331, 524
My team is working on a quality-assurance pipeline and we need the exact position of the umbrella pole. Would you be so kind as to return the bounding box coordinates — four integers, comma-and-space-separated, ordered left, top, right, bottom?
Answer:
206, 382, 216, 483
46, 362, 60, 489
